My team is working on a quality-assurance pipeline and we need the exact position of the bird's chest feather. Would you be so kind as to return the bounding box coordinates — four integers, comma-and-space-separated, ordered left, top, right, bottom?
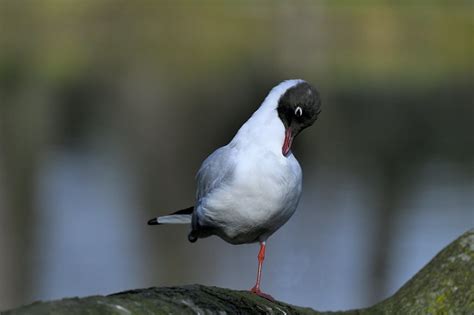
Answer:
203, 149, 302, 235
235, 152, 300, 208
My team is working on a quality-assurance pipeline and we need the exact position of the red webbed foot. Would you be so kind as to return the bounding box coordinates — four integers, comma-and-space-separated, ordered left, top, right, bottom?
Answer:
250, 286, 274, 301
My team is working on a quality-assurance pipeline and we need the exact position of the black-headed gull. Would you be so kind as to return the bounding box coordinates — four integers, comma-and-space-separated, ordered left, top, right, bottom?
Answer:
149, 79, 322, 299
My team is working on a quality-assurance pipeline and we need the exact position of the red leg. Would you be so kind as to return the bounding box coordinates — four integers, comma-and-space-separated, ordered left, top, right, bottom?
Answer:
250, 241, 274, 301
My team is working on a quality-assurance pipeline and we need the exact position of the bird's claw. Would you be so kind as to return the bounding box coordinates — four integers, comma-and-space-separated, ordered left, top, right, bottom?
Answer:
250, 287, 274, 301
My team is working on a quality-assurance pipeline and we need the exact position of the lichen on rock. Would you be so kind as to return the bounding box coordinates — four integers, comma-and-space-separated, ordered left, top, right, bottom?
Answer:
3, 229, 473, 315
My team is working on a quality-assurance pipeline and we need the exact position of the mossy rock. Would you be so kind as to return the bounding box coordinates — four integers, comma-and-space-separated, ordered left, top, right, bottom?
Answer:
3, 229, 473, 315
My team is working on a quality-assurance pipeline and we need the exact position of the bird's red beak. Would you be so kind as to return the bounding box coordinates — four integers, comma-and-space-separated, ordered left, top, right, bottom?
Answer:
282, 127, 293, 157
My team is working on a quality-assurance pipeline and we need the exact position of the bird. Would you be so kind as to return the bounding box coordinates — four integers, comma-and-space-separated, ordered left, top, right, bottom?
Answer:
148, 79, 321, 300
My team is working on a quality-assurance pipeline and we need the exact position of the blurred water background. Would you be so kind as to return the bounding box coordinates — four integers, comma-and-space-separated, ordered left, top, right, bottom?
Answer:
0, 1, 473, 311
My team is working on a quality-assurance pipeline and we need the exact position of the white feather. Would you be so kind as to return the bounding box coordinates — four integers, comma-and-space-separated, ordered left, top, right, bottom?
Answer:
157, 214, 192, 224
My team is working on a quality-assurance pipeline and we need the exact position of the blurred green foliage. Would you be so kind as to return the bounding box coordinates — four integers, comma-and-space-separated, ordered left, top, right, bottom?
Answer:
1, 1, 472, 87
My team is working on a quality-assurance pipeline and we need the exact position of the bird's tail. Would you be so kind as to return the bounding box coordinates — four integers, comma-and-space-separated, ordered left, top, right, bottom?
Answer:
147, 206, 193, 225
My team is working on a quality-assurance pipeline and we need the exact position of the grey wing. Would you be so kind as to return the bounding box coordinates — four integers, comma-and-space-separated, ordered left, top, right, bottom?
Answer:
189, 145, 236, 242
196, 145, 236, 201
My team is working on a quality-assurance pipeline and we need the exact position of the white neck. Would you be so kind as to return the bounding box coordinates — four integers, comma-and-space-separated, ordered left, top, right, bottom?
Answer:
230, 79, 303, 153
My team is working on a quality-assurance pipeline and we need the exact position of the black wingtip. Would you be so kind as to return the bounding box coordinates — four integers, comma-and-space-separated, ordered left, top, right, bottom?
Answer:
148, 218, 160, 225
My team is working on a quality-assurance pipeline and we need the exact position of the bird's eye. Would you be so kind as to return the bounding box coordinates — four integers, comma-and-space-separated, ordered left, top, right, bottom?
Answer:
295, 106, 303, 117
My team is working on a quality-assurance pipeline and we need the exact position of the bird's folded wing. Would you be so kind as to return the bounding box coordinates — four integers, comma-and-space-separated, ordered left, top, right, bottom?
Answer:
196, 145, 237, 200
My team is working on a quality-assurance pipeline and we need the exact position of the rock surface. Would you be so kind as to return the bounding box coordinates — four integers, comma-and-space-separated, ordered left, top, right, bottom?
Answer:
3, 229, 473, 315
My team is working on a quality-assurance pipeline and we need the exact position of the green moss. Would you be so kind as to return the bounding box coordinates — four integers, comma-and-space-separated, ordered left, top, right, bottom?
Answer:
3, 229, 473, 315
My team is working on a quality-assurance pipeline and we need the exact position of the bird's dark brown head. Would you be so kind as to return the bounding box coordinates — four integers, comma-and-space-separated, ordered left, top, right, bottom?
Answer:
277, 81, 321, 156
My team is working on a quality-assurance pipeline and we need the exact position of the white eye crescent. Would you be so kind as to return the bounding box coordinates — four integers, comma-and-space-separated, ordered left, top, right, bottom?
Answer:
295, 106, 303, 117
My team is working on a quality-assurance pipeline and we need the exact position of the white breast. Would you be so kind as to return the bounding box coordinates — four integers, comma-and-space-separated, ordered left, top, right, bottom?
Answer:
199, 146, 302, 244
